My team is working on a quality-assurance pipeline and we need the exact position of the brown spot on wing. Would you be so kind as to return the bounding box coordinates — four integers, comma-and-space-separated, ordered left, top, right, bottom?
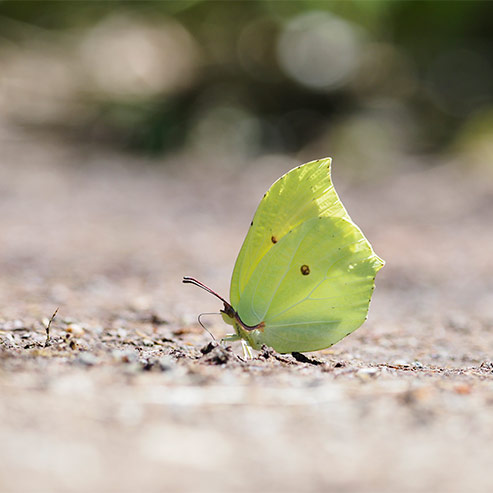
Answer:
271, 236, 278, 244
300, 264, 310, 275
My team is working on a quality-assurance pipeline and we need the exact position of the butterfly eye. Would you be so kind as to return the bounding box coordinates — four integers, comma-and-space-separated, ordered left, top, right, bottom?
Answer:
300, 264, 310, 275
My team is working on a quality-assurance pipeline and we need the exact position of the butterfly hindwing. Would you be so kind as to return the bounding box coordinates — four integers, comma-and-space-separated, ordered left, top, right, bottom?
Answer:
237, 216, 383, 353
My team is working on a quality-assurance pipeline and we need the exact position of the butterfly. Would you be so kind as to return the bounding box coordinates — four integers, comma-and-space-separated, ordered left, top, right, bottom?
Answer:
183, 157, 384, 354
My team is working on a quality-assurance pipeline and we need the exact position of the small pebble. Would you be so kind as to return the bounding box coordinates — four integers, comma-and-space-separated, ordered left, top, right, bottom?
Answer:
66, 324, 84, 336
357, 367, 379, 380
158, 355, 175, 371
392, 359, 410, 367
112, 349, 137, 363
77, 352, 99, 366
116, 328, 127, 339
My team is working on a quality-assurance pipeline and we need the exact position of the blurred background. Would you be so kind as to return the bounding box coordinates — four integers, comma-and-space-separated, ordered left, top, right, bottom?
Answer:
1, 0, 493, 173
2, 3, 493, 493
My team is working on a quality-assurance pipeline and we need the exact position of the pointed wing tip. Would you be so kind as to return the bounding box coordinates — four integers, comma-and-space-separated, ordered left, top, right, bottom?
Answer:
373, 255, 386, 271
299, 156, 333, 169
311, 156, 332, 167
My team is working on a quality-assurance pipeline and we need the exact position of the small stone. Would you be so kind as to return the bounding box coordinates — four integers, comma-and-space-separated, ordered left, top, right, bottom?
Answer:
291, 352, 323, 365
116, 328, 127, 339
200, 341, 218, 355
357, 367, 379, 380
392, 359, 410, 367
141, 359, 155, 371
112, 349, 137, 363
91, 325, 104, 336
148, 313, 168, 325
77, 352, 99, 366
142, 338, 154, 347
202, 345, 231, 365
158, 355, 175, 371
66, 324, 84, 336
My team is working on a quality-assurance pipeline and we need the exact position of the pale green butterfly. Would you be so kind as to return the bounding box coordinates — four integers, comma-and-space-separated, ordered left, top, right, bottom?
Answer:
183, 157, 384, 354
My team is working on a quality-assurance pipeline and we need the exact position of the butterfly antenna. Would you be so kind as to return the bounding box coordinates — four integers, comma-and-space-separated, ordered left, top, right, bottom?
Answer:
183, 276, 264, 333
182, 276, 231, 307
197, 312, 218, 341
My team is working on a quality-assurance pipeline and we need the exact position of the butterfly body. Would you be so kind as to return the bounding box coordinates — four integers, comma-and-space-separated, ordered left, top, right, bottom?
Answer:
185, 157, 384, 354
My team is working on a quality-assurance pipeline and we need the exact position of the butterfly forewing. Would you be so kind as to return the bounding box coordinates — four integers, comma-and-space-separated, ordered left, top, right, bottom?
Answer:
230, 158, 352, 306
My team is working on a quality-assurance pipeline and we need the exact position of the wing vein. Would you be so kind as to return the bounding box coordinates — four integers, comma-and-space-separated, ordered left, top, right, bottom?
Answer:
253, 225, 310, 322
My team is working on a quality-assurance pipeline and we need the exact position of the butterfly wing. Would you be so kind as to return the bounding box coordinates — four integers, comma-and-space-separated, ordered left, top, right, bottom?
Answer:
236, 216, 384, 353
230, 158, 352, 307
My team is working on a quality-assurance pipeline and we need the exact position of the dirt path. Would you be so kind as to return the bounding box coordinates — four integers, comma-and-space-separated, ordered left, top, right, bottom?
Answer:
1, 137, 493, 492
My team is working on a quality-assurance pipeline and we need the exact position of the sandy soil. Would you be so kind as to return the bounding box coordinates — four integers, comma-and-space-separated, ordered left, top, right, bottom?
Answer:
1, 134, 493, 492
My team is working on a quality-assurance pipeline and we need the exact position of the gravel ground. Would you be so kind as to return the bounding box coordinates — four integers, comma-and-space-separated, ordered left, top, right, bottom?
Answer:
1, 134, 493, 492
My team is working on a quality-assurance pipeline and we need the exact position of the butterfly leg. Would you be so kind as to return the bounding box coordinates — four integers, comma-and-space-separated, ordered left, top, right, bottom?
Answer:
220, 334, 253, 359
221, 333, 241, 343
241, 339, 253, 359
